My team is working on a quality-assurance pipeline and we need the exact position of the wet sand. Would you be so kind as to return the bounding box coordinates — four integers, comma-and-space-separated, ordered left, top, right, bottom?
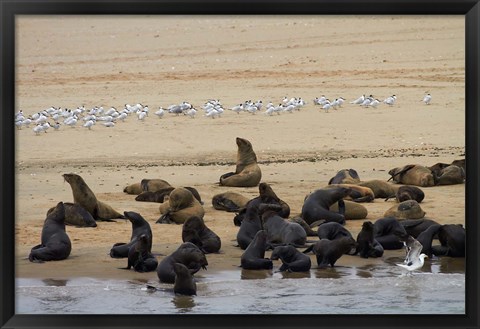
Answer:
15, 16, 465, 282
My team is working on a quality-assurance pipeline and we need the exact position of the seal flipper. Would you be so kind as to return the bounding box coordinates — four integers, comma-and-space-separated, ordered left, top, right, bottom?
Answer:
156, 212, 174, 224
388, 164, 416, 182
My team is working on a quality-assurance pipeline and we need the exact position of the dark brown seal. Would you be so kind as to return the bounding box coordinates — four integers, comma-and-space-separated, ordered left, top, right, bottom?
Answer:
327, 184, 374, 202
289, 217, 317, 236
305, 237, 356, 268
240, 230, 273, 270
357, 180, 399, 199
270, 245, 311, 272
400, 218, 440, 238
328, 169, 361, 185
29, 202, 72, 262
173, 263, 197, 296
388, 164, 434, 187
182, 216, 221, 253
156, 187, 205, 224
110, 211, 153, 258
373, 217, 408, 250
355, 221, 384, 258
261, 210, 307, 248
301, 187, 351, 225
384, 200, 426, 220
141, 178, 172, 192
47, 202, 97, 227
389, 185, 425, 203
136, 186, 203, 204
432, 165, 465, 185
125, 234, 158, 272
62, 173, 125, 221
157, 242, 208, 283
219, 137, 262, 187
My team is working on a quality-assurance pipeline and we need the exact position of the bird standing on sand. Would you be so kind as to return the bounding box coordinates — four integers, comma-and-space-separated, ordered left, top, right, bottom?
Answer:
350, 94, 365, 104
422, 93, 432, 105
396, 235, 427, 274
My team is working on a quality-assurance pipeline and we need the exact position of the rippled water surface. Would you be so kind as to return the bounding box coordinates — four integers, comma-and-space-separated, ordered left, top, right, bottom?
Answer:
16, 256, 465, 314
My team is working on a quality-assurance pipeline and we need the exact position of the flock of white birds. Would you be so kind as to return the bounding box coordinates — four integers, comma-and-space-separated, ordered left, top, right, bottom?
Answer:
15, 93, 432, 136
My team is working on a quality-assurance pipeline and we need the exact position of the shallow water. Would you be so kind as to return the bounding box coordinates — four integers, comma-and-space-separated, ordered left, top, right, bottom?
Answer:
16, 256, 465, 314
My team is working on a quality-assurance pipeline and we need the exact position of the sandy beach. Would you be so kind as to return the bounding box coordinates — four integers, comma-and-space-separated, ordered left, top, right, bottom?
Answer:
15, 15, 465, 287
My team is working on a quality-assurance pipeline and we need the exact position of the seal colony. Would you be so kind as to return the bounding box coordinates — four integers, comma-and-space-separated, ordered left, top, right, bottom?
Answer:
26, 143, 466, 297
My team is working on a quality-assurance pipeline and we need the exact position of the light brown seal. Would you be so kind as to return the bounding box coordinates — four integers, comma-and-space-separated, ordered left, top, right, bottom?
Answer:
62, 173, 125, 221
433, 165, 465, 185
141, 178, 172, 192
384, 200, 426, 220
47, 202, 97, 227
327, 184, 374, 202
211, 191, 250, 212
329, 200, 368, 220
219, 137, 262, 187
357, 180, 399, 199
156, 187, 205, 224
123, 182, 143, 195
388, 164, 434, 187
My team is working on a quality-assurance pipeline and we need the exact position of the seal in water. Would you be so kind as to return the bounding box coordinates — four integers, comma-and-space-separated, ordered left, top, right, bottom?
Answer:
357, 180, 399, 199
301, 186, 351, 225
261, 210, 307, 248
355, 221, 384, 258
182, 216, 221, 253
156, 187, 205, 224
219, 137, 262, 187
110, 211, 152, 258
29, 202, 72, 262
47, 202, 97, 227
373, 217, 408, 250
233, 182, 290, 226
388, 164, 434, 187
270, 245, 311, 272
383, 200, 426, 220
240, 230, 273, 270
62, 173, 125, 221
173, 263, 197, 296
125, 234, 158, 272
211, 191, 250, 212
328, 169, 361, 185
157, 242, 208, 283
305, 237, 356, 268
327, 184, 374, 203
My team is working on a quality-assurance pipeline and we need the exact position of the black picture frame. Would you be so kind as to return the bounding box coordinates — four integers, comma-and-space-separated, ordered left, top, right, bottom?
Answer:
1, 1, 479, 328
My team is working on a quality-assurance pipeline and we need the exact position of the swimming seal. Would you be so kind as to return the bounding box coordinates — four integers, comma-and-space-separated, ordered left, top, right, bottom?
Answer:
156, 187, 205, 224
157, 242, 208, 283
328, 169, 361, 185
211, 191, 250, 212
47, 202, 97, 227
306, 237, 357, 268
301, 187, 351, 225
219, 137, 262, 187
357, 180, 399, 199
270, 245, 311, 272
182, 216, 221, 253
62, 173, 125, 221
327, 184, 374, 203
29, 202, 72, 262
329, 200, 368, 220
233, 182, 290, 226
125, 234, 158, 272
355, 221, 384, 258
110, 211, 153, 258
400, 218, 440, 238
388, 164, 434, 187
173, 263, 197, 296
383, 200, 426, 220
240, 230, 273, 270
373, 217, 408, 250
261, 210, 307, 248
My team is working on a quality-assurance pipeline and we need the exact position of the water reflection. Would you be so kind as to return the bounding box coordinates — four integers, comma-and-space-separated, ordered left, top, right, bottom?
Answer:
277, 271, 311, 279
172, 295, 196, 311
42, 278, 68, 286
240, 269, 272, 280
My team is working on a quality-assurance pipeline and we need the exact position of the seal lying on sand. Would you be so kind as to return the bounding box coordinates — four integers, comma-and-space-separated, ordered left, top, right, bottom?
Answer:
173, 263, 197, 296
240, 230, 273, 270
156, 187, 205, 224
136, 186, 203, 204
110, 211, 152, 258
386, 185, 425, 203
327, 184, 374, 203
384, 200, 426, 220
301, 187, 351, 225
373, 217, 408, 250
328, 169, 361, 185
211, 191, 250, 212
388, 164, 434, 187
357, 180, 399, 199
233, 182, 290, 226
270, 245, 311, 272
182, 216, 221, 254
123, 182, 143, 195
304, 237, 356, 268
355, 221, 384, 258
124, 234, 158, 272
329, 200, 368, 220
430, 165, 465, 185
400, 218, 440, 238
157, 242, 208, 283
29, 202, 72, 262
123, 179, 172, 195
62, 173, 125, 221
419, 224, 465, 257
47, 202, 97, 227
219, 137, 262, 187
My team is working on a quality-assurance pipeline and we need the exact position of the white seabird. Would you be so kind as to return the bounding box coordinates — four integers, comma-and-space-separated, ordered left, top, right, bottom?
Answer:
396, 235, 427, 273
422, 93, 432, 105
350, 95, 365, 104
